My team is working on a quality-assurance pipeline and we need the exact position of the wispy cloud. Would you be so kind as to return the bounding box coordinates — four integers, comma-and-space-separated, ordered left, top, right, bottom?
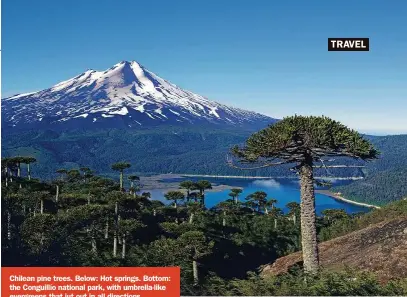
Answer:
252, 179, 281, 188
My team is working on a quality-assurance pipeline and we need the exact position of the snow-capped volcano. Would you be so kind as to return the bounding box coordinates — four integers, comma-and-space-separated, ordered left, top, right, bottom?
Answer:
2, 60, 276, 130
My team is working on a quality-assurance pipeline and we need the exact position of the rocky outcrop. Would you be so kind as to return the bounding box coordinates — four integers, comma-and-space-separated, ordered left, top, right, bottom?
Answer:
260, 218, 407, 282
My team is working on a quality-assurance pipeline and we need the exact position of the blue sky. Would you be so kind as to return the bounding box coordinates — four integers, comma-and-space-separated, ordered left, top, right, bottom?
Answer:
2, 0, 406, 134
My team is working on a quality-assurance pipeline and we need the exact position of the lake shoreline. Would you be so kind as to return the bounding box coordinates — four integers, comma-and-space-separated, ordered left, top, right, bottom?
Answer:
315, 189, 381, 209
180, 174, 364, 180
140, 173, 377, 210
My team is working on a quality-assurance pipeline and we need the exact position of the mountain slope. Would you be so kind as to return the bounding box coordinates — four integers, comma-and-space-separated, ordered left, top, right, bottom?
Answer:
2, 61, 276, 130
333, 135, 407, 205
261, 214, 407, 282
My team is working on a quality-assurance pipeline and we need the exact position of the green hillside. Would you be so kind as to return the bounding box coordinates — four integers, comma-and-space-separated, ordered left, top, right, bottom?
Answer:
333, 135, 407, 205
2, 128, 406, 205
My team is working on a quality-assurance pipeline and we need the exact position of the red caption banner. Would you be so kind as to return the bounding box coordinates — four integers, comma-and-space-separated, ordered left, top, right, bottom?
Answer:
2, 267, 180, 297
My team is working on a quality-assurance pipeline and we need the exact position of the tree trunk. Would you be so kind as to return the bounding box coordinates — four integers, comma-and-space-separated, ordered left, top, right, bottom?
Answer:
118, 215, 122, 244
192, 260, 199, 285
265, 207, 269, 215
222, 211, 226, 227
293, 214, 296, 225
91, 228, 97, 254
299, 159, 319, 275
87, 193, 91, 205
5, 177, 8, 187
153, 209, 157, 217
274, 218, 277, 229
189, 213, 194, 224
120, 171, 123, 190
105, 220, 109, 239
113, 231, 117, 258
17, 164, 21, 177
7, 211, 11, 241
113, 201, 119, 257
122, 234, 126, 259
28, 163, 31, 181
40, 199, 44, 214
55, 185, 59, 202
174, 200, 177, 209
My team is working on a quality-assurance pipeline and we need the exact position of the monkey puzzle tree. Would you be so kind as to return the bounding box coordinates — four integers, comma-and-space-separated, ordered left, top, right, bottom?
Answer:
106, 191, 128, 257
10, 156, 25, 178
164, 191, 185, 224
286, 201, 301, 225
179, 180, 195, 202
67, 169, 81, 183
269, 207, 283, 229
56, 169, 68, 181
118, 219, 144, 259
321, 209, 348, 224
177, 231, 214, 285
228, 188, 243, 204
164, 191, 185, 210
111, 162, 131, 190
32, 191, 51, 215
79, 167, 93, 183
128, 175, 140, 197
186, 201, 203, 224
192, 180, 212, 206
215, 200, 236, 227
246, 191, 268, 212
230, 115, 378, 275
2, 158, 13, 187
23, 157, 37, 181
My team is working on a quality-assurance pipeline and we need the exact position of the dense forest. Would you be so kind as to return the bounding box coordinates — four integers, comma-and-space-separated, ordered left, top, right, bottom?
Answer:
2, 157, 407, 296
0, 126, 368, 179
333, 135, 407, 205
2, 128, 406, 205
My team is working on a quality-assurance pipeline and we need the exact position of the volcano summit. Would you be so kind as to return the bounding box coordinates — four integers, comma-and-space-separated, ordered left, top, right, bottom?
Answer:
2, 61, 276, 130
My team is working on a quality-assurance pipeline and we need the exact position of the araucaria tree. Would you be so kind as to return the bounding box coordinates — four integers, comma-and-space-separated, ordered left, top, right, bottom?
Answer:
193, 180, 212, 206
228, 188, 243, 204
128, 175, 140, 197
179, 180, 195, 202
230, 115, 378, 275
164, 191, 185, 209
111, 162, 131, 190
24, 157, 37, 181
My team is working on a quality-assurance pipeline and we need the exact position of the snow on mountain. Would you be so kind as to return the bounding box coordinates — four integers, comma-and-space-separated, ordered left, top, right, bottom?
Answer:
2, 61, 276, 129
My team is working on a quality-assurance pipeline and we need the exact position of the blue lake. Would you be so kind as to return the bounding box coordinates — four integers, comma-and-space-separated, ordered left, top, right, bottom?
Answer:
147, 177, 370, 215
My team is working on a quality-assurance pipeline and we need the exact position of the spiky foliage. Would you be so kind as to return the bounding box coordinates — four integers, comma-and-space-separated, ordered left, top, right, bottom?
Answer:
164, 191, 185, 209
231, 115, 379, 167
246, 191, 268, 212
179, 180, 195, 201
228, 188, 243, 204
231, 115, 379, 275
111, 162, 131, 190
